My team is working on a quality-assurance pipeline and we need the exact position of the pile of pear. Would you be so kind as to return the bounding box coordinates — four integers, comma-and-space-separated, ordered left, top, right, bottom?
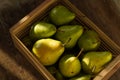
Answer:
22, 5, 113, 80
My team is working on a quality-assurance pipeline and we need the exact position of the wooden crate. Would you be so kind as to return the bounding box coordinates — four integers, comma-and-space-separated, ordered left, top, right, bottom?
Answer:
10, 0, 120, 80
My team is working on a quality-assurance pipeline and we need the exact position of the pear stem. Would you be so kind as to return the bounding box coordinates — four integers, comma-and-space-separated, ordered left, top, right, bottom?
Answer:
92, 66, 96, 73
76, 48, 84, 58
62, 38, 71, 46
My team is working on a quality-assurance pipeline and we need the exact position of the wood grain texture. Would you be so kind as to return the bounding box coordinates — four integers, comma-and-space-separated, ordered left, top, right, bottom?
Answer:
0, 0, 120, 80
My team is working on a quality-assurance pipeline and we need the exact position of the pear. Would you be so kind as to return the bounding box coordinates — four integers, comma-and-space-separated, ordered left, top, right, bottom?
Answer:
78, 30, 101, 51
69, 75, 92, 80
46, 66, 57, 75
54, 70, 65, 80
59, 54, 81, 77
29, 22, 56, 40
49, 5, 75, 25
81, 51, 112, 74
32, 38, 64, 66
55, 25, 83, 49
46, 66, 65, 80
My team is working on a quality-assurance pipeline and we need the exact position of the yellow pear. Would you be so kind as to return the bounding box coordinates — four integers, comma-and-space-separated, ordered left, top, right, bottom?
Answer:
32, 38, 64, 66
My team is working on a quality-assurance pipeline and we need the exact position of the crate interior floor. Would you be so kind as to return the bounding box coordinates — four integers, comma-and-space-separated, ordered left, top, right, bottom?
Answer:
0, 0, 120, 80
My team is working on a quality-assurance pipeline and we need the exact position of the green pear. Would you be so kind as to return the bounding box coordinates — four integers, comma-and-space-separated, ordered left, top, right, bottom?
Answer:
69, 75, 92, 80
59, 54, 81, 77
29, 22, 56, 40
49, 5, 75, 25
55, 25, 83, 49
32, 38, 64, 66
78, 30, 101, 51
54, 70, 65, 80
46, 66, 57, 75
81, 51, 112, 74
46, 66, 65, 80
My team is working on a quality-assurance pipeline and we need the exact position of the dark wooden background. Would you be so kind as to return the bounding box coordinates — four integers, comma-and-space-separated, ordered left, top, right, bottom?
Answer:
0, 0, 120, 80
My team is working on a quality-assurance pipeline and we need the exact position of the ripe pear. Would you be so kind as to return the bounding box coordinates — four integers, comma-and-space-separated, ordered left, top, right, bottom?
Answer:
55, 25, 83, 49
59, 54, 81, 77
78, 30, 101, 51
69, 75, 92, 80
49, 5, 75, 25
32, 38, 64, 66
81, 51, 112, 74
29, 22, 56, 40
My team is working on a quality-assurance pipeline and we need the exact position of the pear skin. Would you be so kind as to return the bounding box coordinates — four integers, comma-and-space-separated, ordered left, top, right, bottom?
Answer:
49, 5, 75, 25
54, 70, 65, 80
29, 22, 56, 40
59, 54, 81, 77
69, 75, 92, 80
46, 66, 57, 75
81, 51, 112, 74
55, 25, 83, 49
32, 38, 64, 66
78, 30, 101, 51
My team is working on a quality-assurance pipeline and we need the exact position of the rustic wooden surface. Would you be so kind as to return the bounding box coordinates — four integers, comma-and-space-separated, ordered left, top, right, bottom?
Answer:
0, 0, 120, 80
